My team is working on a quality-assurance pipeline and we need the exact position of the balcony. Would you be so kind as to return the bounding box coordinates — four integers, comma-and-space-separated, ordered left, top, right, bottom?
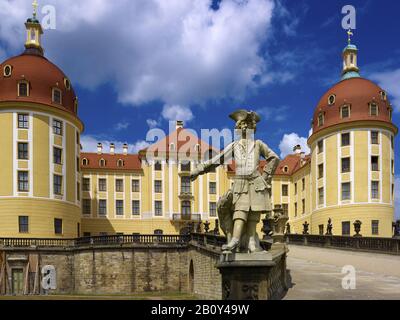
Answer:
172, 214, 201, 222
179, 191, 194, 200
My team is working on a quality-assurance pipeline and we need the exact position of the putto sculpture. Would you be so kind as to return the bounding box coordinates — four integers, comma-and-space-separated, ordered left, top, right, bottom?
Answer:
191, 109, 280, 253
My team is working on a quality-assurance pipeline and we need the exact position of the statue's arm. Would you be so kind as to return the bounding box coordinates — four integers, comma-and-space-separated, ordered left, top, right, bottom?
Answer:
190, 143, 234, 181
258, 140, 280, 185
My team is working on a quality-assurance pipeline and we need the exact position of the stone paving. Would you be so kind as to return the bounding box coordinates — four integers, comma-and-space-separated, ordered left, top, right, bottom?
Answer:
284, 245, 400, 300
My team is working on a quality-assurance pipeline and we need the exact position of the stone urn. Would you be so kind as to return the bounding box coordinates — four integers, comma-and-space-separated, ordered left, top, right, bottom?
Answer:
271, 205, 288, 243
302, 221, 309, 235
353, 220, 362, 237
204, 220, 210, 233
326, 218, 333, 236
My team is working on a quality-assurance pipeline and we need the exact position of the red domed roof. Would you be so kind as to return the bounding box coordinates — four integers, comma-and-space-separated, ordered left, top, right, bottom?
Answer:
0, 51, 78, 117
311, 77, 396, 136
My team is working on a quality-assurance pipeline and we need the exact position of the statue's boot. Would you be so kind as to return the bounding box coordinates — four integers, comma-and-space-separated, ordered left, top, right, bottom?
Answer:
247, 221, 263, 253
222, 238, 240, 253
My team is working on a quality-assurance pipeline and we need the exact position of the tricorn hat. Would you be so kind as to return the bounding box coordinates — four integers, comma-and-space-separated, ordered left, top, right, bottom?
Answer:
229, 109, 261, 123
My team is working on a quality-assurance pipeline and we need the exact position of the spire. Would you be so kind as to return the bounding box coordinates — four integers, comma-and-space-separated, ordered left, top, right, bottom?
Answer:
341, 29, 360, 81
24, 0, 44, 56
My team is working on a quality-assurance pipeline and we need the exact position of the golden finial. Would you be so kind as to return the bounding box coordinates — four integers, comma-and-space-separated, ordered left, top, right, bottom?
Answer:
347, 29, 354, 45
32, 0, 38, 19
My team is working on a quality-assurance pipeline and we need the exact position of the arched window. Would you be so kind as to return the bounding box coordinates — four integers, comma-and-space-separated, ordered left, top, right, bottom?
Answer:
154, 229, 163, 235
3, 65, 12, 77
117, 159, 124, 167
340, 105, 350, 119
318, 113, 324, 127
283, 166, 289, 173
99, 159, 106, 167
380, 91, 387, 101
82, 158, 89, 166
369, 103, 379, 116
52, 88, 62, 104
18, 81, 29, 97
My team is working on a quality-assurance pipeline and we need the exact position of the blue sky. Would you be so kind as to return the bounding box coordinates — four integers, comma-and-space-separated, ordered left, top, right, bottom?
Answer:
0, 0, 399, 217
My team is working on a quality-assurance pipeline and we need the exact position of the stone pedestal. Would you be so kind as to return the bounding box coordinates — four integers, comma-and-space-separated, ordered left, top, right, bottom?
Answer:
216, 247, 288, 300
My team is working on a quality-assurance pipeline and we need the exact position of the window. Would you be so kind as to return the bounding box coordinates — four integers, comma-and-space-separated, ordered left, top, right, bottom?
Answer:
342, 157, 351, 173
341, 133, 350, 146
154, 180, 162, 193
318, 187, 324, 205
53, 119, 63, 136
64, 78, 71, 90
294, 203, 298, 217
117, 159, 124, 167
181, 162, 191, 172
302, 178, 305, 191
154, 229, 163, 235
18, 81, 29, 97
341, 105, 350, 118
370, 103, 378, 116
76, 131, 80, 144
18, 171, 29, 192
19, 216, 29, 233
54, 175, 63, 195
82, 178, 90, 191
319, 225, 324, 236
371, 181, 379, 199
294, 183, 297, 195
52, 88, 62, 104
99, 159, 106, 167
371, 220, 379, 235
392, 160, 395, 175
98, 178, 107, 192
209, 202, 217, 217
181, 201, 191, 215
342, 182, 351, 201
18, 142, 28, 160
282, 184, 288, 197
98, 200, 107, 216
302, 199, 305, 214
132, 179, 140, 192
115, 179, 124, 192
77, 182, 80, 201
283, 166, 288, 173
328, 94, 336, 105
154, 161, 162, 171
132, 200, 140, 215
82, 158, 89, 166
116, 200, 124, 216
317, 140, 324, 154
371, 131, 379, 145
53, 147, 62, 164
391, 136, 394, 149
318, 164, 324, 179
181, 176, 191, 194
389, 108, 393, 121
3, 65, 12, 77
209, 182, 217, 195
76, 157, 80, 172
342, 221, 351, 236
371, 156, 379, 171
54, 218, 63, 235
82, 199, 91, 215
155, 201, 162, 216
282, 204, 288, 216
17, 114, 29, 129
318, 113, 324, 127
380, 91, 387, 101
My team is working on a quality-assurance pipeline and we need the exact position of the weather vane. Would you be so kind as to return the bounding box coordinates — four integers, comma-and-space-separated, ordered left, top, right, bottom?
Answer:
32, 0, 38, 19
347, 28, 354, 45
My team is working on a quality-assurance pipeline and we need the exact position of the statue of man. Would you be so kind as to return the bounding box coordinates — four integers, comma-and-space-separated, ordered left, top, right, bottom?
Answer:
190, 109, 280, 253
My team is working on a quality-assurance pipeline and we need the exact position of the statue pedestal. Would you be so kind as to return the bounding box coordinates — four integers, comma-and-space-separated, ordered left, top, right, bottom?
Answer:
216, 247, 288, 300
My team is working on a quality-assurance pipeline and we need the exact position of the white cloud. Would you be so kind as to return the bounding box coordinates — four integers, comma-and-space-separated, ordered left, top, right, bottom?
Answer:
81, 135, 149, 154
162, 104, 194, 122
370, 69, 400, 113
257, 106, 289, 122
395, 176, 400, 220
146, 119, 161, 129
0, 0, 277, 109
278, 133, 310, 158
115, 121, 130, 131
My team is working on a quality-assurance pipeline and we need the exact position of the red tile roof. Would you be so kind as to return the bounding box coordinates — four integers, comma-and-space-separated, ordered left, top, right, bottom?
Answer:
80, 153, 142, 171
274, 154, 311, 176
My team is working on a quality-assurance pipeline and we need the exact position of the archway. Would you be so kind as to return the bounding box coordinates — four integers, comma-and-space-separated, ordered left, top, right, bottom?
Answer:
189, 260, 194, 294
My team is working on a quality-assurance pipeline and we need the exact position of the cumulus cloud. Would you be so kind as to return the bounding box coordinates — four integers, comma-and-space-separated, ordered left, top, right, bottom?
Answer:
162, 104, 194, 122
114, 121, 130, 131
395, 176, 400, 220
370, 69, 400, 113
146, 119, 161, 129
81, 135, 149, 154
278, 133, 310, 158
0, 0, 277, 109
257, 106, 290, 122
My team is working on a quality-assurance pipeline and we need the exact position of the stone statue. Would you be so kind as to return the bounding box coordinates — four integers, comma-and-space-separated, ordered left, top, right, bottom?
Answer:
326, 218, 333, 236
190, 109, 280, 253
302, 221, 309, 235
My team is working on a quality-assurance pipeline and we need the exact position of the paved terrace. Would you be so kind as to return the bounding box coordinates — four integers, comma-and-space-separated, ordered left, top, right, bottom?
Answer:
285, 245, 400, 300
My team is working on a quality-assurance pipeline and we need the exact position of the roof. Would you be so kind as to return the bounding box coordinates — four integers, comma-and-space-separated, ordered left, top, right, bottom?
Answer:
0, 52, 79, 118
81, 153, 142, 171
311, 77, 396, 137
274, 154, 311, 176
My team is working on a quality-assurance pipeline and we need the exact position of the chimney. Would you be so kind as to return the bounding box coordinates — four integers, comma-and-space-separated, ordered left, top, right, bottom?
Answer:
123, 143, 128, 156
293, 145, 302, 154
97, 143, 103, 154
110, 143, 115, 155
176, 121, 184, 130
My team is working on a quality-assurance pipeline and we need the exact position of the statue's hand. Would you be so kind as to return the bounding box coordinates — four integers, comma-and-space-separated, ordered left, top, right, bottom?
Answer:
190, 169, 200, 181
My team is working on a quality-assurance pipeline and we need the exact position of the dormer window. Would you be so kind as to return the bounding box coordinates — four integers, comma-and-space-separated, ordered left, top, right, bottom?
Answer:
380, 91, 387, 101
341, 105, 350, 119
318, 113, 324, 127
52, 88, 62, 104
328, 94, 336, 106
3, 65, 12, 77
369, 103, 379, 116
283, 166, 289, 173
18, 81, 29, 97
64, 78, 71, 90
82, 158, 89, 166
99, 159, 106, 167
74, 98, 79, 113
194, 144, 200, 152
117, 159, 124, 167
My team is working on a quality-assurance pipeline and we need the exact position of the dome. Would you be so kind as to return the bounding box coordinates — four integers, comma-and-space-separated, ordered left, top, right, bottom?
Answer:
311, 77, 396, 136
0, 51, 78, 116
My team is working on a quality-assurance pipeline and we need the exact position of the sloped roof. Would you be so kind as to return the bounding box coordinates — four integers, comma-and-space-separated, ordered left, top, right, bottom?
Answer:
80, 153, 142, 171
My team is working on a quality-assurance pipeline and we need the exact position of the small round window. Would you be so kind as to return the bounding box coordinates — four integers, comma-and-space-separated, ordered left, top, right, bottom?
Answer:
283, 166, 289, 173
3, 65, 12, 77
328, 94, 336, 105
64, 78, 71, 90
